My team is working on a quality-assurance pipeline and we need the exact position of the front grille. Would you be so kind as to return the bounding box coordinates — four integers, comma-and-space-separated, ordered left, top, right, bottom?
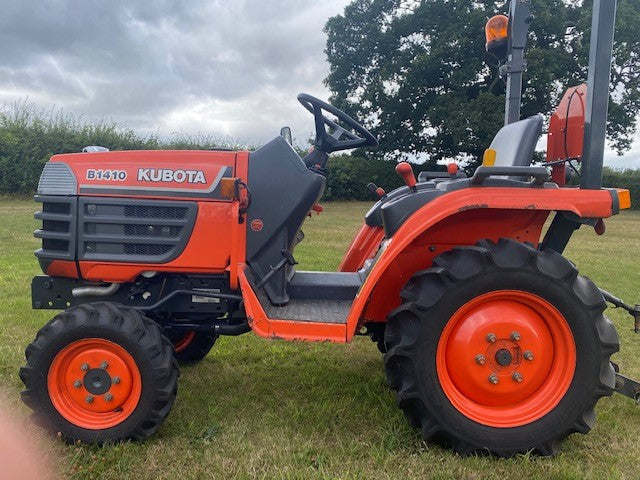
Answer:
124, 205, 187, 219
34, 196, 76, 261
124, 224, 182, 237
79, 197, 197, 264
123, 243, 173, 256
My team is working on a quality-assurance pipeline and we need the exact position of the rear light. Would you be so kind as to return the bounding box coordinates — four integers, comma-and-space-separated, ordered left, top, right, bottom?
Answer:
616, 189, 631, 210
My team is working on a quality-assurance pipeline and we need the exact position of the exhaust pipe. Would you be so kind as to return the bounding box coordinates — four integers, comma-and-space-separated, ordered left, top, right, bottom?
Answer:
72, 282, 121, 298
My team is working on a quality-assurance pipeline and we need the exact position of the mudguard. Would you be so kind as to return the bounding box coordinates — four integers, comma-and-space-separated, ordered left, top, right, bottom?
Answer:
343, 186, 617, 339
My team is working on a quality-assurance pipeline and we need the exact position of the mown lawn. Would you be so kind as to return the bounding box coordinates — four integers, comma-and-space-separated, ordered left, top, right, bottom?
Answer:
1, 197, 640, 479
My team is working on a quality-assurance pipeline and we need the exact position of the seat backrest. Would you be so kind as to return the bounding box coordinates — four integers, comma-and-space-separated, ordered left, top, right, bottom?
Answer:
489, 114, 543, 167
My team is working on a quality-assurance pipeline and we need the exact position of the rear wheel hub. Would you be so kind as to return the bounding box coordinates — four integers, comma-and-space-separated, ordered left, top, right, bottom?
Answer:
436, 290, 576, 427
495, 349, 513, 366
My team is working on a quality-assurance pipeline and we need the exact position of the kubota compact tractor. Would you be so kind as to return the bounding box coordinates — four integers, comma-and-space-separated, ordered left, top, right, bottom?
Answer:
20, 0, 640, 456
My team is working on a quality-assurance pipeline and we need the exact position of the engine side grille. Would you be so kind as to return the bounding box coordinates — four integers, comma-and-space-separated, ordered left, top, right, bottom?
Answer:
34, 195, 77, 261
79, 197, 197, 264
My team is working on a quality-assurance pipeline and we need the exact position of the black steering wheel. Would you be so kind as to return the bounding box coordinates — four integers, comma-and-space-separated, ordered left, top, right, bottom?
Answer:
297, 93, 378, 153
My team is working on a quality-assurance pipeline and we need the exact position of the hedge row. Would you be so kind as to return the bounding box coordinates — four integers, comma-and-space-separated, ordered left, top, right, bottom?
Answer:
0, 102, 243, 195
0, 102, 637, 208
324, 158, 638, 209
602, 168, 640, 209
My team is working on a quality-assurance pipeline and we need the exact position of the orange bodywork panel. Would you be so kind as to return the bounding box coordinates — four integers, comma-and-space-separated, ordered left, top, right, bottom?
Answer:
341, 186, 615, 341
55, 150, 251, 283
546, 84, 587, 185
238, 267, 346, 342
361, 208, 550, 323
79, 201, 239, 282
237, 185, 615, 343
338, 224, 385, 272
45, 260, 81, 278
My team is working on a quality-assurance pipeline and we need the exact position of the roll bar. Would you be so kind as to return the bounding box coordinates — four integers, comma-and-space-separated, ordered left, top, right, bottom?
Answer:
498, 0, 617, 190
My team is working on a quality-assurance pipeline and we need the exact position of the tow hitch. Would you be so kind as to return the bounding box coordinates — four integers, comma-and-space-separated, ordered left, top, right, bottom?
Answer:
600, 288, 640, 404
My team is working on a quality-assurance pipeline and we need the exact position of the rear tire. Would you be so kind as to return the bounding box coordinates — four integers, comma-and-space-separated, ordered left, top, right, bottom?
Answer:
20, 302, 179, 443
384, 239, 619, 456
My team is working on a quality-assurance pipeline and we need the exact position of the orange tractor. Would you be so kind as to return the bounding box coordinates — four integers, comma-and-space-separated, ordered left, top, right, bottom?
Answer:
21, 0, 639, 456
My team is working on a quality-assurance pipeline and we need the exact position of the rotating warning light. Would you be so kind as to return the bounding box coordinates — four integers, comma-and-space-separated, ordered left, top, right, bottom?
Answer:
485, 15, 509, 60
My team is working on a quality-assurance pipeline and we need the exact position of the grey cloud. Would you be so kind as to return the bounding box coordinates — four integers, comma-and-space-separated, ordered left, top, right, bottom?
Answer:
0, 0, 350, 142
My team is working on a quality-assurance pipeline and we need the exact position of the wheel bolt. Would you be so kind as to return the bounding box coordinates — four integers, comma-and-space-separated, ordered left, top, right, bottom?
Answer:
100, 361, 109, 369
510, 331, 521, 341
112, 376, 120, 384
104, 393, 113, 402
73, 380, 82, 388
85, 395, 94, 404
512, 372, 523, 383
486, 333, 497, 343
475, 354, 486, 365
80, 363, 89, 371
524, 350, 534, 361
488, 374, 499, 384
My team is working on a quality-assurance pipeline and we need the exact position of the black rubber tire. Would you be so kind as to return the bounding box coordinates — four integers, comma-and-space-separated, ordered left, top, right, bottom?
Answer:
366, 323, 387, 353
166, 330, 218, 365
384, 239, 619, 456
20, 302, 179, 444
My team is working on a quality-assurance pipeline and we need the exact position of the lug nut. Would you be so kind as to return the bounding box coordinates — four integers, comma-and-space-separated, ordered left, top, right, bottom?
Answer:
112, 376, 120, 384
104, 393, 113, 402
510, 331, 521, 341
488, 374, 499, 384
100, 361, 109, 369
85, 395, 94, 404
524, 350, 534, 361
512, 372, 523, 383
486, 333, 497, 343
475, 354, 486, 365
80, 363, 89, 371
73, 380, 82, 388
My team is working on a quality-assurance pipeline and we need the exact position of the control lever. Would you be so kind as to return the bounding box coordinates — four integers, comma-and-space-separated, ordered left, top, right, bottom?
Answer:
395, 162, 417, 192
255, 250, 298, 290
367, 182, 386, 198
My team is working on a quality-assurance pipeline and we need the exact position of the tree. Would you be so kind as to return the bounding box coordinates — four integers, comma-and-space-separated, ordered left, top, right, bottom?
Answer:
324, 0, 640, 170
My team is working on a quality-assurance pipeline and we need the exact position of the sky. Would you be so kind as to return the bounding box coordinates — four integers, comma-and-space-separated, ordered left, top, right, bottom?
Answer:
0, 0, 638, 168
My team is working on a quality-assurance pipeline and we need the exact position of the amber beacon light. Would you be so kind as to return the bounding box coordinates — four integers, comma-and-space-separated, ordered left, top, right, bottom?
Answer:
485, 14, 509, 59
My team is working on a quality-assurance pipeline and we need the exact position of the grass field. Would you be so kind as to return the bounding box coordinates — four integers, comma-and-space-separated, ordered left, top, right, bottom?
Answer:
1, 197, 640, 479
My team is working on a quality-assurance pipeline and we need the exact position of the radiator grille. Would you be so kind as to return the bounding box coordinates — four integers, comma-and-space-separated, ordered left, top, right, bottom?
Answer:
124, 205, 187, 219
79, 198, 196, 263
34, 196, 76, 261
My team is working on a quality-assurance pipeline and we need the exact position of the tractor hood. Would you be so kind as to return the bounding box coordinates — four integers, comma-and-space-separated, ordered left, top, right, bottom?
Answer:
37, 150, 240, 200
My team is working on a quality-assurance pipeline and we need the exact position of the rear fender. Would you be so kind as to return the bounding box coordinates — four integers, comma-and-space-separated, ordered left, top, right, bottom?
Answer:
344, 186, 616, 340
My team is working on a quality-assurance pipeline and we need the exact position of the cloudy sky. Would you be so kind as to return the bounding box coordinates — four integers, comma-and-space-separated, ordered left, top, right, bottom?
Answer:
1, 0, 638, 167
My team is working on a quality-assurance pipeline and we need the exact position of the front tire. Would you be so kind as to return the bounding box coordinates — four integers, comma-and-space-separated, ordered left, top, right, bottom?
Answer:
20, 302, 179, 443
384, 239, 619, 456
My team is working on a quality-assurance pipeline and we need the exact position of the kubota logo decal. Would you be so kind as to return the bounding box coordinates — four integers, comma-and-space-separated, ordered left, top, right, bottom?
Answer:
137, 168, 207, 184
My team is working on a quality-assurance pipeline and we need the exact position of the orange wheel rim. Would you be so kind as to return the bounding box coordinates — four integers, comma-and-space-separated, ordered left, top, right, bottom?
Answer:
173, 331, 196, 353
47, 339, 142, 430
436, 290, 576, 428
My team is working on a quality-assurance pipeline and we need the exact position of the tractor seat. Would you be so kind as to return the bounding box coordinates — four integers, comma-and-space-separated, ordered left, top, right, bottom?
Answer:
417, 115, 543, 184
488, 114, 543, 169
366, 115, 548, 233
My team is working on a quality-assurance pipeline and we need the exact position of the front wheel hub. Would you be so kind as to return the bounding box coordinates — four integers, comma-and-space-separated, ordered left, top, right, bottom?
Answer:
47, 338, 141, 429
436, 290, 576, 427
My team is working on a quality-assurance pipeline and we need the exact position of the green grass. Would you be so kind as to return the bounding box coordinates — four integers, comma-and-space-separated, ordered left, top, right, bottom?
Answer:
1, 198, 640, 479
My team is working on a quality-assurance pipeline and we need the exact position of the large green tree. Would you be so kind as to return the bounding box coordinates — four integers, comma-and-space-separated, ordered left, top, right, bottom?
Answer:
324, 0, 640, 169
